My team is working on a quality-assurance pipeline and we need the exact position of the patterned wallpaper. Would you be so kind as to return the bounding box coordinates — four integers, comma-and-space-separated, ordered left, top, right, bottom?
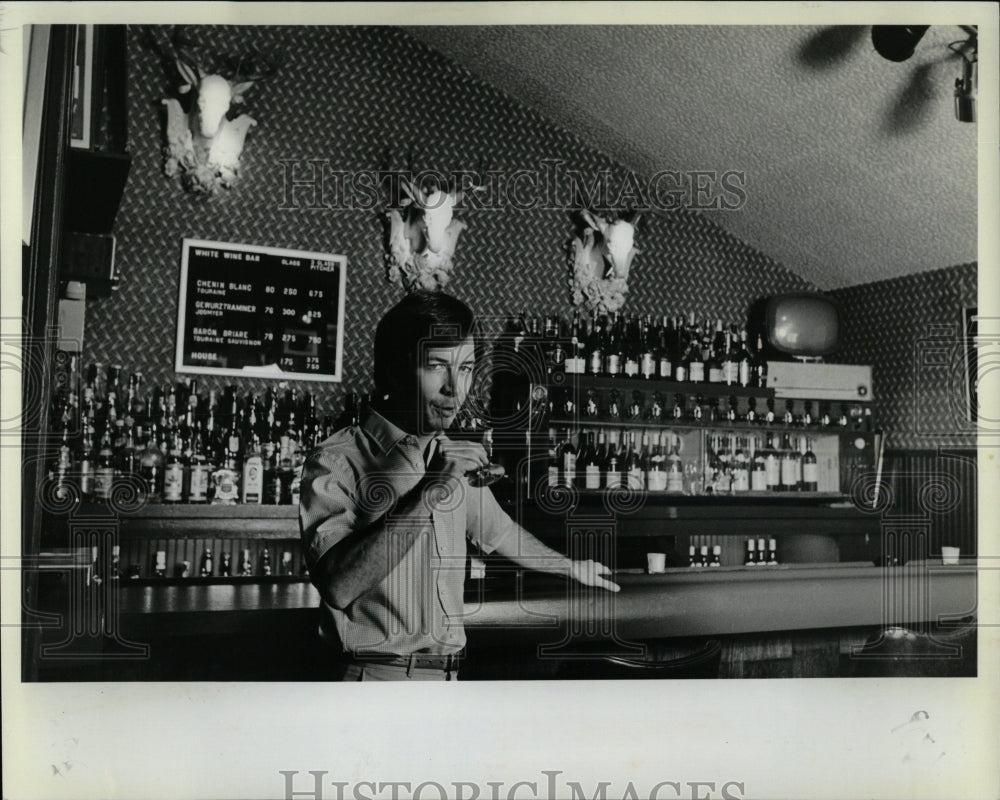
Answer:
82, 25, 813, 418
830, 261, 978, 451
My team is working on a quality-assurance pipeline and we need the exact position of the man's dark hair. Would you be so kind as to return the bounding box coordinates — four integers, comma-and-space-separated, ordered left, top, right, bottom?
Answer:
373, 290, 478, 400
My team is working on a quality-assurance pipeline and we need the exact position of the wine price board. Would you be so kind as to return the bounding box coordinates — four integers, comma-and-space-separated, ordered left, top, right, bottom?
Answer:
174, 238, 347, 382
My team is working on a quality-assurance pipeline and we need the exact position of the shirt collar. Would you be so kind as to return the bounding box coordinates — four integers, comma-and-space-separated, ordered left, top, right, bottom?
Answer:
361, 408, 441, 456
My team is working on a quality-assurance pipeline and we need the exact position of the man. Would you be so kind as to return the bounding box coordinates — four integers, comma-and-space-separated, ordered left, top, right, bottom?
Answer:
299, 291, 619, 681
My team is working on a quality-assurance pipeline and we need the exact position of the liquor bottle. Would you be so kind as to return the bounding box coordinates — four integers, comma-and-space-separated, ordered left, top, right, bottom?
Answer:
647, 391, 664, 422
139, 424, 166, 502
187, 423, 211, 503
750, 436, 767, 491
546, 428, 560, 488
241, 432, 264, 504
238, 549, 253, 577
671, 393, 684, 421
623, 316, 640, 378
586, 313, 603, 377
726, 395, 738, 423
703, 435, 719, 493
260, 548, 272, 576
673, 320, 689, 383
628, 391, 644, 421
686, 323, 705, 384
153, 550, 167, 578
756, 537, 768, 565
751, 334, 768, 388
745, 397, 757, 424
93, 428, 116, 501
219, 552, 232, 577
200, 547, 214, 577
561, 428, 578, 489
710, 545, 722, 567
715, 436, 732, 494
658, 316, 673, 380
783, 400, 795, 427
640, 317, 657, 380
764, 433, 780, 492
731, 436, 749, 492
646, 431, 667, 491
566, 311, 584, 375
163, 435, 186, 503
688, 544, 697, 568
802, 400, 815, 427
78, 424, 95, 500
767, 539, 779, 565
584, 388, 600, 419
583, 431, 602, 490
745, 539, 757, 566
665, 434, 684, 493
281, 551, 294, 575
211, 429, 241, 506
604, 429, 623, 489
179, 560, 191, 579
638, 430, 653, 489
625, 430, 643, 490
699, 545, 709, 568
109, 545, 121, 580
780, 433, 800, 492
802, 437, 819, 492
717, 326, 734, 386
706, 321, 724, 383
736, 329, 752, 388
607, 389, 622, 421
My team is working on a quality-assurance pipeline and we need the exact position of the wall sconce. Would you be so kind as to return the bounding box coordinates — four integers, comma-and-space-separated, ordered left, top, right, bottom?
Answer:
385, 173, 481, 292
570, 209, 641, 314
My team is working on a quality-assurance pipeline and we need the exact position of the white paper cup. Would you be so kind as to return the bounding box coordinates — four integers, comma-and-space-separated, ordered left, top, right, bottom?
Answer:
646, 552, 666, 574
941, 546, 960, 565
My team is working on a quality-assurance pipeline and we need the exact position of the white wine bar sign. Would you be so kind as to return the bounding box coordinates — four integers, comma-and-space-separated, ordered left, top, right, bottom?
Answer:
174, 238, 347, 382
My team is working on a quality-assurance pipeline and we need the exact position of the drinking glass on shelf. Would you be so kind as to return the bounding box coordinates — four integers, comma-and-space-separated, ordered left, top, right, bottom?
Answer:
684, 461, 705, 496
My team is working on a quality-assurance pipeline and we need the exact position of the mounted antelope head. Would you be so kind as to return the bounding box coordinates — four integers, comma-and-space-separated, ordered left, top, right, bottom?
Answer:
385, 165, 485, 292
570, 209, 641, 314
150, 27, 280, 194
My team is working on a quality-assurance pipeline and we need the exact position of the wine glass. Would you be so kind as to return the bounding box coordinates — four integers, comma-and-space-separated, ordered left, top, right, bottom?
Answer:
466, 427, 506, 487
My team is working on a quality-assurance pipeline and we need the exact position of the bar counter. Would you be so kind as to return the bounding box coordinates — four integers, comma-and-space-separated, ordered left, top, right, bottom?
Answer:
108, 561, 976, 640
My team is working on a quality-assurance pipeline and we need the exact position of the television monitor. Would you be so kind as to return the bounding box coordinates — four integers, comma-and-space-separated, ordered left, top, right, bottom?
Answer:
765, 292, 840, 358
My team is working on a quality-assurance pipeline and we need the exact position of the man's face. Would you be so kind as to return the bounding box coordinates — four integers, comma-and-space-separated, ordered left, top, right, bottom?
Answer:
417, 336, 475, 432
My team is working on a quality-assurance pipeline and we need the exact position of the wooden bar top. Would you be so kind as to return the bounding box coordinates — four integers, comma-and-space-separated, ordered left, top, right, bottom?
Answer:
110, 561, 977, 641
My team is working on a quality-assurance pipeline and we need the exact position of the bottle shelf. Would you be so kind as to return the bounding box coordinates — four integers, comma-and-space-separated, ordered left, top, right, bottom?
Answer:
545, 416, 863, 434
550, 374, 774, 399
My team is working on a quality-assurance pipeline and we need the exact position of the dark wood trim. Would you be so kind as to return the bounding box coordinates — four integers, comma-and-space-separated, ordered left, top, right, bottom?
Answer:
22, 25, 75, 682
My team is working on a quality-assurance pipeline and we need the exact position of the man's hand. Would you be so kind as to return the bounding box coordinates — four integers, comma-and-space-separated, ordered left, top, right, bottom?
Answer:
429, 438, 489, 479
569, 559, 620, 592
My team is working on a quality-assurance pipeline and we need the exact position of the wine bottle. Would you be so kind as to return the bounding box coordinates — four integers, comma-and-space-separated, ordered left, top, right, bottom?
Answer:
658, 316, 673, 379
162, 434, 186, 503
665, 434, 684, 493
802, 437, 819, 492
731, 436, 749, 492
764, 433, 780, 491
200, 547, 214, 577
736, 329, 752, 388
745, 539, 757, 566
646, 431, 667, 492
583, 430, 601, 490
751, 334, 768, 388
706, 320, 723, 383
586, 313, 603, 377
605, 313, 622, 377
640, 316, 657, 380
722, 328, 739, 386
756, 537, 768, 565
750, 436, 767, 491
780, 433, 800, 492
625, 430, 643, 490
187, 422, 211, 503
623, 315, 640, 378
604, 429, 623, 489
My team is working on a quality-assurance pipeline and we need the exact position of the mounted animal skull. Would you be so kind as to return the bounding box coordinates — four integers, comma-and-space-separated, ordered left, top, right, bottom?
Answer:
386, 172, 482, 291
580, 209, 641, 281
152, 27, 278, 194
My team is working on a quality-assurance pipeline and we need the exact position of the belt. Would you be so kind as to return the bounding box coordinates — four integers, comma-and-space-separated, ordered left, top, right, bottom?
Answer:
345, 651, 463, 673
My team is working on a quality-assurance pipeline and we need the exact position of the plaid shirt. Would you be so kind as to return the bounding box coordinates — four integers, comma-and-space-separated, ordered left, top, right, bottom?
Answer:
299, 409, 514, 656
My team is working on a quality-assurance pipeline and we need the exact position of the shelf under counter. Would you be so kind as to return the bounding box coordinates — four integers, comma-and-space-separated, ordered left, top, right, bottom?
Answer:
110, 503, 300, 538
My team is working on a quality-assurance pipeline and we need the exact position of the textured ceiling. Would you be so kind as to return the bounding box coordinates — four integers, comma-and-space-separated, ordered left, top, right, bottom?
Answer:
403, 25, 979, 289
